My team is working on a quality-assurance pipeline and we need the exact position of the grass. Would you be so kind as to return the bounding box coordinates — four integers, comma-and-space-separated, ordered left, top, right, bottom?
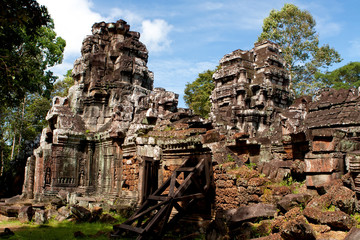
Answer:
1, 213, 127, 240
352, 213, 360, 228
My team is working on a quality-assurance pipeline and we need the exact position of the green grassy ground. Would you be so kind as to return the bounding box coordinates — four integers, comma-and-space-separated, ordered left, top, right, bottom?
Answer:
0, 214, 127, 240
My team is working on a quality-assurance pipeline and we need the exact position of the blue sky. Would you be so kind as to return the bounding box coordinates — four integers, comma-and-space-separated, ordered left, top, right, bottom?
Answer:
38, 0, 360, 107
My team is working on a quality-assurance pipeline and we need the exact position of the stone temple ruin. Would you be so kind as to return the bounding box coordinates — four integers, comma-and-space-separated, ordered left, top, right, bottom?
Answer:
17, 19, 360, 237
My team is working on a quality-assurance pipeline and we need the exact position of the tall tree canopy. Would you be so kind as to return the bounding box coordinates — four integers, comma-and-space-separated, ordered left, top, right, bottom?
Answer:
315, 62, 360, 90
184, 69, 215, 118
0, 0, 66, 107
0, 0, 66, 197
258, 3, 342, 96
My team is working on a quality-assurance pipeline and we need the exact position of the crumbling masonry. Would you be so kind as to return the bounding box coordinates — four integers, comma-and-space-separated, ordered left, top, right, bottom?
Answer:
22, 20, 360, 210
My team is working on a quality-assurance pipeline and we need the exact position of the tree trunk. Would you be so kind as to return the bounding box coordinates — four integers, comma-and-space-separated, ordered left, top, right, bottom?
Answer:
10, 133, 16, 161
0, 148, 3, 176
17, 97, 26, 155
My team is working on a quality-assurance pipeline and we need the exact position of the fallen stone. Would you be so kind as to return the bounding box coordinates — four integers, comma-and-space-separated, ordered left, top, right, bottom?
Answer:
306, 185, 356, 215
57, 190, 69, 201
46, 208, 59, 221
277, 193, 312, 212
309, 223, 331, 234
271, 186, 291, 196
57, 206, 71, 219
250, 233, 283, 240
90, 206, 103, 222
317, 230, 348, 240
280, 215, 316, 240
303, 207, 355, 231
0, 205, 19, 217
344, 227, 360, 240
4, 195, 20, 204
270, 216, 286, 233
331, 186, 356, 214
34, 209, 48, 224
99, 214, 117, 223
284, 207, 302, 220
18, 205, 34, 223
51, 197, 66, 209
70, 205, 91, 222
224, 203, 277, 224
32, 203, 45, 210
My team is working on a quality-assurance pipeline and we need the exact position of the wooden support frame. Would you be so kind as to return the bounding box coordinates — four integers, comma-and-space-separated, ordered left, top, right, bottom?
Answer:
113, 157, 212, 239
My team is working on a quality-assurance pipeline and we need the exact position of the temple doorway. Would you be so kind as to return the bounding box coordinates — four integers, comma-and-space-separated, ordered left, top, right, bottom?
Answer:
142, 157, 159, 202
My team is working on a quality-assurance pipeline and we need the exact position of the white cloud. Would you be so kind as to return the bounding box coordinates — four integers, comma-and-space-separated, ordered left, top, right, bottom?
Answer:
37, 0, 103, 58
106, 8, 143, 28
141, 19, 173, 53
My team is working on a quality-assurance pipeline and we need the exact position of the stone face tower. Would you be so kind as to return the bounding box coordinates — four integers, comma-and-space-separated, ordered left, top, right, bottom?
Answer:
210, 41, 293, 137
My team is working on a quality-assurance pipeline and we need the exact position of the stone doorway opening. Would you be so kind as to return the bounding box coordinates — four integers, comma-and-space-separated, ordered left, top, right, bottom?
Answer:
142, 157, 159, 202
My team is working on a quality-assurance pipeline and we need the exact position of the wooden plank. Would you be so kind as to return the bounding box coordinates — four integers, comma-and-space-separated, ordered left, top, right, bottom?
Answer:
176, 167, 195, 172
204, 159, 210, 191
173, 172, 194, 197
130, 199, 170, 221
174, 193, 204, 201
159, 202, 174, 236
125, 200, 151, 223
144, 204, 169, 232
152, 177, 171, 196
116, 224, 145, 234
147, 195, 170, 201
173, 201, 184, 213
169, 174, 177, 197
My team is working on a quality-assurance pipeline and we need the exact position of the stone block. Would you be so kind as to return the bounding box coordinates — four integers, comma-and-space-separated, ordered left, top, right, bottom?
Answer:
223, 203, 277, 223
344, 227, 360, 240
306, 172, 342, 187
304, 158, 342, 173
303, 207, 355, 231
18, 206, 34, 223
34, 210, 48, 224
312, 139, 336, 152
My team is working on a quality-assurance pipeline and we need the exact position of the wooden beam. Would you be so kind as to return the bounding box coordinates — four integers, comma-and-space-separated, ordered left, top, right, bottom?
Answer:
147, 195, 170, 201
115, 224, 145, 234
174, 193, 204, 201
129, 199, 170, 222
176, 167, 195, 172
144, 204, 169, 232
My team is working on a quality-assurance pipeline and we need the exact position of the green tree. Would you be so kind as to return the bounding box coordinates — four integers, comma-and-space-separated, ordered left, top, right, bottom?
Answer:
258, 3, 342, 96
315, 62, 360, 90
0, 0, 66, 107
52, 69, 75, 98
0, 0, 65, 196
184, 69, 215, 118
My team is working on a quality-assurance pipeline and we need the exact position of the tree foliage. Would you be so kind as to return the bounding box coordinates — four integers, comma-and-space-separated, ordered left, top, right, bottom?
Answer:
258, 3, 342, 96
184, 69, 215, 118
0, 0, 66, 107
0, 0, 66, 197
52, 69, 75, 98
315, 62, 360, 90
